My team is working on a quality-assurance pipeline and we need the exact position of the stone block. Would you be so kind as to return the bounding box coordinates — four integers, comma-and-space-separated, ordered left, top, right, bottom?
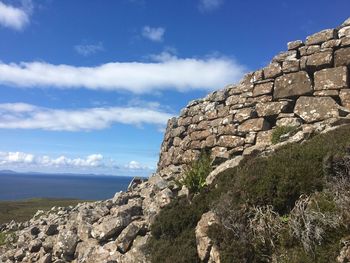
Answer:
340, 89, 350, 109
282, 60, 300, 73
339, 26, 350, 38
276, 117, 302, 127
314, 90, 339, 97
274, 71, 312, 99
253, 81, 273, 97
272, 50, 297, 63
256, 101, 291, 117
256, 130, 273, 145
306, 50, 333, 70
288, 40, 304, 50
263, 62, 282, 79
314, 66, 348, 90
306, 29, 336, 45
335, 47, 350, 67
234, 107, 256, 123
238, 118, 270, 132
217, 135, 245, 148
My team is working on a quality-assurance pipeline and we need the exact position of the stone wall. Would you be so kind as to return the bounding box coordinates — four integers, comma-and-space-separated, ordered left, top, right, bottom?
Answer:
157, 18, 350, 171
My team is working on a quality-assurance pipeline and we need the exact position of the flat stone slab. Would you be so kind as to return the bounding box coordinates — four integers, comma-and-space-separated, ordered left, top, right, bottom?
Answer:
335, 47, 350, 67
314, 66, 348, 90
274, 71, 312, 99
305, 29, 336, 45
294, 96, 339, 123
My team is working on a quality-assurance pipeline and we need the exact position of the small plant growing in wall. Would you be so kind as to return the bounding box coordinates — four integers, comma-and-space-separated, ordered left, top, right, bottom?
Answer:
176, 151, 212, 194
271, 125, 298, 144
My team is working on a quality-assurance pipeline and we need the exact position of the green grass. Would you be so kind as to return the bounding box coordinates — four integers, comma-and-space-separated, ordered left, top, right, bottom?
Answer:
147, 125, 350, 263
0, 232, 6, 246
0, 198, 87, 225
271, 125, 298, 144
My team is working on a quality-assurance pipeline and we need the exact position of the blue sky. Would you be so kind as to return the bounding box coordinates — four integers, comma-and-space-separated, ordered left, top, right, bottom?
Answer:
0, 0, 348, 176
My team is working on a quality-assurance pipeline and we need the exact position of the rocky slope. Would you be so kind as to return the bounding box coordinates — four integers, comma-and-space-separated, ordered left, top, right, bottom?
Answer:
1, 17, 350, 263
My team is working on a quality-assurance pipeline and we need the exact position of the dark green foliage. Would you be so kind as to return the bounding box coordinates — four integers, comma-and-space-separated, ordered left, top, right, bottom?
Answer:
271, 126, 298, 144
176, 151, 212, 194
148, 125, 350, 263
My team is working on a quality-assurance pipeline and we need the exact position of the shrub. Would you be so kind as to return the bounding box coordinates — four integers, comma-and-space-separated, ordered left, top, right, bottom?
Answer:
271, 126, 298, 144
176, 151, 212, 194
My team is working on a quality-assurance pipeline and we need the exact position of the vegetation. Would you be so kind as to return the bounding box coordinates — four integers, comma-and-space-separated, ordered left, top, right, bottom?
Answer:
175, 151, 212, 194
0, 232, 6, 246
147, 125, 350, 263
0, 198, 86, 224
271, 125, 298, 144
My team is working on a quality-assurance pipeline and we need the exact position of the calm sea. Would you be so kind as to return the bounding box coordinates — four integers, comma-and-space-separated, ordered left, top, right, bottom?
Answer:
0, 173, 134, 201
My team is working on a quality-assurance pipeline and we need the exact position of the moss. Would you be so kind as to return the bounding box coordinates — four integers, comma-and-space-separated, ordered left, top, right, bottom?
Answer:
271, 126, 298, 144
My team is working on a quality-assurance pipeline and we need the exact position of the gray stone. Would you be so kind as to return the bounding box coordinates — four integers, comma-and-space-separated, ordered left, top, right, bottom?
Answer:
263, 62, 282, 79
116, 221, 146, 253
306, 50, 333, 70
288, 40, 304, 50
339, 26, 350, 38
306, 29, 336, 45
54, 229, 79, 260
335, 47, 350, 67
91, 214, 132, 241
206, 156, 243, 185
272, 50, 297, 63
256, 101, 291, 117
282, 60, 300, 73
276, 117, 302, 127
256, 130, 273, 145
341, 37, 350, 47
253, 81, 273, 97
340, 89, 350, 109
238, 118, 270, 132
314, 90, 339, 97
274, 71, 312, 99
294, 96, 340, 123
234, 107, 256, 123
341, 17, 350, 27
314, 66, 348, 90
321, 39, 341, 49
299, 45, 320, 56
216, 135, 245, 148
45, 224, 58, 236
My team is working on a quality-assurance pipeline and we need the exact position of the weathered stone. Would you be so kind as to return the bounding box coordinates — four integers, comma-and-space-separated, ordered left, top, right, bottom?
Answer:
335, 47, 350, 66
256, 101, 291, 117
263, 62, 282, 79
306, 29, 336, 45
54, 229, 79, 260
30, 226, 40, 236
202, 135, 216, 148
306, 50, 333, 70
210, 147, 230, 163
314, 90, 339, 97
171, 126, 186, 138
217, 124, 238, 135
226, 94, 247, 106
276, 117, 302, 127
216, 135, 245, 148
339, 26, 350, 38
299, 45, 320, 56
234, 107, 256, 123
340, 89, 350, 109
116, 221, 146, 254
238, 118, 270, 132
177, 117, 192, 126
256, 130, 273, 145
252, 70, 264, 83
294, 96, 339, 123
45, 224, 58, 236
288, 40, 304, 50
274, 71, 312, 99
190, 130, 211, 141
282, 60, 300, 73
314, 66, 348, 90
245, 132, 256, 144
195, 211, 220, 262
341, 17, 350, 27
341, 37, 350, 47
91, 214, 132, 241
206, 156, 244, 185
253, 81, 273, 97
321, 39, 341, 49
272, 50, 297, 63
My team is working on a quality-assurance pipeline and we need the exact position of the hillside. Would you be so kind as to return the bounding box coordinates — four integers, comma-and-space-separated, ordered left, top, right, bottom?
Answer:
1, 17, 350, 263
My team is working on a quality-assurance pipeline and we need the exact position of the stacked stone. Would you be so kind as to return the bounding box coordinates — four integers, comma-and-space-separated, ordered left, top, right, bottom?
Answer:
158, 17, 350, 171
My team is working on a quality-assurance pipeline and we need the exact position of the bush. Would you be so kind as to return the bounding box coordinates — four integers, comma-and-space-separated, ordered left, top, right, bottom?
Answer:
271, 126, 298, 144
176, 151, 212, 194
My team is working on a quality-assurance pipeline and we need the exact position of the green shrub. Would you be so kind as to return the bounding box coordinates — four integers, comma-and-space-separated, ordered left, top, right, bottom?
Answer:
176, 151, 212, 194
271, 126, 298, 144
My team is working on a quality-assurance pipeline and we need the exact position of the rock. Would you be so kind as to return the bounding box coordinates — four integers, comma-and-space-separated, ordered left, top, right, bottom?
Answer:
306, 50, 333, 70
190, 130, 211, 141
276, 117, 302, 127
256, 130, 273, 145
29, 239, 42, 252
30, 226, 40, 236
299, 45, 321, 56
91, 214, 132, 241
127, 177, 147, 191
340, 89, 350, 109
274, 71, 312, 99
238, 118, 270, 132
54, 229, 79, 260
195, 211, 220, 262
45, 224, 58, 236
216, 135, 245, 148
38, 253, 52, 263
208, 244, 221, 263
253, 81, 273, 97
256, 101, 291, 117
234, 107, 257, 123
341, 17, 350, 27
335, 47, 350, 67
272, 50, 297, 63
314, 66, 348, 90
305, 29, 336, 45
252, 70, 264, 83
14, 248, 26, 261
263, 62, 282, 79
338, 26, 350, 38
282, 60, 300, 73
287, 40, 304, 50
206, 156, 244, 185
321, 39, 341, 49
294, 96, 340, 123
314, 90, 339, 97
116, 221, 146, 253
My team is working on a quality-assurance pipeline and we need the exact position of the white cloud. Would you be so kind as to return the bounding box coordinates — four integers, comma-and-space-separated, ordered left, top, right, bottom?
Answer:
198, 0, 224, 12
0, 102, 172, 131
74, 42, 104, 56
142, 26, 165, 42
125, 160, 152, 170
0, 54, 246, 93
0, 0, 32, 30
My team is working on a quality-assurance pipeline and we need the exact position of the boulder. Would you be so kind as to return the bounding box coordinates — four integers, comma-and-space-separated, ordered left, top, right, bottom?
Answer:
256, 101, 291, 117
274, 71, 312, 99
195, 211, 220, 262
238, 118, 270, 132
206, 156, 244, 185
335, 47, 350, 67
314, 90, 339, 97
294, 96, 340, 123
116, 221, 146, 253
54, 229, 79, 260
305, 29, 336, 45
314, 66, 348, 90
91, 214, 132, 241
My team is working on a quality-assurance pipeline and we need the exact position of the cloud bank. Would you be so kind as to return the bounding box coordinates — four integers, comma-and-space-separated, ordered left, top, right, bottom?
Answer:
0, 55, 246, 93
0, 103, 172, 131
0, 0, 32, 30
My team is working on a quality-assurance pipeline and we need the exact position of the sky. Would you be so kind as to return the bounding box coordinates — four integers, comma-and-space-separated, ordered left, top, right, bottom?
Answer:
0, 0, 349, 176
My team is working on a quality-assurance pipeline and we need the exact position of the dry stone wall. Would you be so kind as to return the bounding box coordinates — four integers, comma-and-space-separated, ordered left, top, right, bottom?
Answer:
158, 18, 350, 171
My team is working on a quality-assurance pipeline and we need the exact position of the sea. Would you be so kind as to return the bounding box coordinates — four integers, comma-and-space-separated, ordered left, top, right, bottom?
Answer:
0, 173, 134, 201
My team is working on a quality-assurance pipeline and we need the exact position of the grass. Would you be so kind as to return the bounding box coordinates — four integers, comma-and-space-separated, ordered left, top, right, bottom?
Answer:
0, 198, 87, 225
271, 126, 298, 144
147, 125, 350, 263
